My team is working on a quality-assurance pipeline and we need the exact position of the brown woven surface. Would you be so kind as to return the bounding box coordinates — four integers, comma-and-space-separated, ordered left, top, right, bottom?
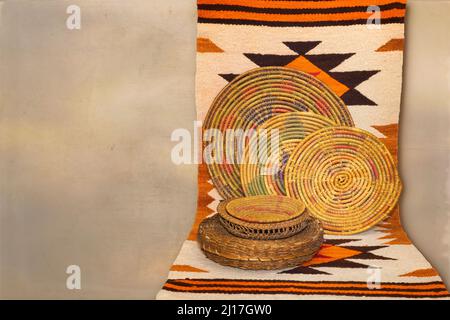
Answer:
203, 67, 354, 200
285, 126, 402, 235
203, 251, 316, 270
217, 198, 309, 240
198, 215, 324, 270
240, 112, 337, 196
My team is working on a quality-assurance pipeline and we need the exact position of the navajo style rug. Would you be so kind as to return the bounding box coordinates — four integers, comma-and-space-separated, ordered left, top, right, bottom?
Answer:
157, 0, 449, 299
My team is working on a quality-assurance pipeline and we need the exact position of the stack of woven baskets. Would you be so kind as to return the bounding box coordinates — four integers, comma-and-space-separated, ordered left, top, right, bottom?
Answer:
199, 195, 324, 270
198, 66, 402, 270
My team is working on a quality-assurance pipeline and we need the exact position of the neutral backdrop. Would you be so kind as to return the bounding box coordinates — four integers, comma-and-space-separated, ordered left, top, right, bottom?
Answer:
0, 0, 449, 299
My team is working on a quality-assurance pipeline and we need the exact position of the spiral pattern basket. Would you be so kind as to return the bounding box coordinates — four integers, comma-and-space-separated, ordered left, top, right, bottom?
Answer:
240, 112, 337, 196
199, 215, 324, 270
217, 197, 309, 240
202, 66, 354, 199
285, 126, 402, 235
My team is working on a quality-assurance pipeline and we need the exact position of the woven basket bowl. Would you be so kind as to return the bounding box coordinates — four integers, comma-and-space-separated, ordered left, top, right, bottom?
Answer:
217, 196, 309, 240
285, 126, 402, 235
240, 112, 337, 197
202, 66, 354, 200
198, 215, 324, 270
226, 195, 305, 222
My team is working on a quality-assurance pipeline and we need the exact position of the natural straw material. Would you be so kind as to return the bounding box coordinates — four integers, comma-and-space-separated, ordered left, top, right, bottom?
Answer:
226, 195, 305, 223
240, 112, 336, 196
218, 196, 309, 240
198, 215, 323, 270
285, 126, 402, 235
203, 67, 354, 200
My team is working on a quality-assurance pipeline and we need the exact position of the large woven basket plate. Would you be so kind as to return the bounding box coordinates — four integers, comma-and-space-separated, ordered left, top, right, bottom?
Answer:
198, 215, 323, 270
240, 112, 336, 196
285, 126, 402, 235
203, 66, 354, 200
217, 198, 309, 240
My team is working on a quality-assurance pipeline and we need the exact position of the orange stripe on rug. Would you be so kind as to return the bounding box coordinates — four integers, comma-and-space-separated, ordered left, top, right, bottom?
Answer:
163, 283, 449, 297
198, 0, 407, 10
177, 279, 447, 290
198, 9, 405, 23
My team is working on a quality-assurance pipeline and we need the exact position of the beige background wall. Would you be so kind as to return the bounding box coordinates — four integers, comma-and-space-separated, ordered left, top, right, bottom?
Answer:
0, 0, 449, 299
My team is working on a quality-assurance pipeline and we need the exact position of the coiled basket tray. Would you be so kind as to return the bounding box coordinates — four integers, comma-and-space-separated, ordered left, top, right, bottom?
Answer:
198, 215, 323, 270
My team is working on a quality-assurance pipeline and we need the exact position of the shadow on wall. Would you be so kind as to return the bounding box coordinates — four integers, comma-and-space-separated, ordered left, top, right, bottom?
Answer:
399, 1, 450, 287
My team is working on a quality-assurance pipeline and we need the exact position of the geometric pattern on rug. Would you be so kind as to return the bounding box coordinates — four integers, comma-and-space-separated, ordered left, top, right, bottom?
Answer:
219, 41, 380, 106
280, 240, 395, 275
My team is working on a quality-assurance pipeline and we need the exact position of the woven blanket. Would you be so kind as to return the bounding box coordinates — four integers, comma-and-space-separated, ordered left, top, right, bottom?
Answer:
157, 0, 449, 299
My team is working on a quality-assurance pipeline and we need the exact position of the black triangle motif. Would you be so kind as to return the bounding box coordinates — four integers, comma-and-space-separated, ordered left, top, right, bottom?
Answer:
283, 41, 321, 55
244, 53, 297, 67
305, 53, 355, 72
341, 88, 377, 106
353, 251, 395, 261
344, 246, 396, 261
314, 259, 371, 269
324, 238, 359, 246
219, 73, 239, 82
345, 245, 388, 253
329, 70, 380, 89
279, 266, 330, 275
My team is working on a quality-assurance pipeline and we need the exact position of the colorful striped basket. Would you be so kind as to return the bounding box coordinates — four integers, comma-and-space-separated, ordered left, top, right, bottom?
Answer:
202, 66, 354, 200
240, 112, 337, 196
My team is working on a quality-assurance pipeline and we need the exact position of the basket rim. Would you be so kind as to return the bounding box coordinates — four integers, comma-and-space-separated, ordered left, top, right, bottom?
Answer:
218, 196, 308, 228
226, 196, 305, 223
